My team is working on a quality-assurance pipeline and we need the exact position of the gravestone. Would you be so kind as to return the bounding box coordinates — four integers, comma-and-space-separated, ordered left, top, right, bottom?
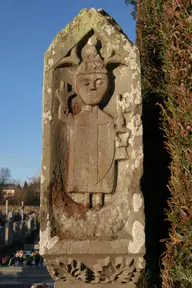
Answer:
5, 200, 8, 216
27, 216, 35, 233
40, 8, 145, 288
8, 211, 13, 220
5, 219, 13, 246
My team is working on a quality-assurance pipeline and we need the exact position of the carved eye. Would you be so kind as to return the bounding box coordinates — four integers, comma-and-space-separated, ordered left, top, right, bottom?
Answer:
82, 79, 90, 86
96, 79, 104, 86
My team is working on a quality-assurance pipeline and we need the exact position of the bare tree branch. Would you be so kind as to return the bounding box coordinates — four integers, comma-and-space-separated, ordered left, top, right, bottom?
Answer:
0, 168, 11, 186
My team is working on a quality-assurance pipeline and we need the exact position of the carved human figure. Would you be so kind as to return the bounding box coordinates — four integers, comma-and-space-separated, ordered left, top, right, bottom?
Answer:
57, 37, 128, 209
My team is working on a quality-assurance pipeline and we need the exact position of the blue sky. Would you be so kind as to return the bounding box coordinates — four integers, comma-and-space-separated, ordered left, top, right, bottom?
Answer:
0, 0, 135, 184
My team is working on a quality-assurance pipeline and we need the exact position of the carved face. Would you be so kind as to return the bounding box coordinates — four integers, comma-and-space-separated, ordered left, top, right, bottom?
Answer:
76, 73, 109, 106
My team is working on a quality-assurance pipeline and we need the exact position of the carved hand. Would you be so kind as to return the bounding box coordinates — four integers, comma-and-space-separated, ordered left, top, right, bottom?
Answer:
56, 88, 65, 106
56, 82, 74, 125
56, 82, 74, 108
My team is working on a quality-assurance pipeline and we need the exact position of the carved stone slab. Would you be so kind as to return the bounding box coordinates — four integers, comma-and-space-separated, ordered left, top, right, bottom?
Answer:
40, 8, 145, 287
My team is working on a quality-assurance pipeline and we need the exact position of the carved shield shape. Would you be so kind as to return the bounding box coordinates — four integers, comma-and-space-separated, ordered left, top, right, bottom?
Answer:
66, 107, 115, 193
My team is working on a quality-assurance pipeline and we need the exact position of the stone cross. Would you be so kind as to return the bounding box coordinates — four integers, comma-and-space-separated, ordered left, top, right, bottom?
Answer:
40, 8, 145, 288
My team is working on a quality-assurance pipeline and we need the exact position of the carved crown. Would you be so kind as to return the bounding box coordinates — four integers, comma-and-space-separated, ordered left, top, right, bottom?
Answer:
76, 36, 108, 75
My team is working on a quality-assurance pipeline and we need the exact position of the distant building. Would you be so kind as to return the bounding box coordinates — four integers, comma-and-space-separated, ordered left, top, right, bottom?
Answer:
2, 184, 18, 197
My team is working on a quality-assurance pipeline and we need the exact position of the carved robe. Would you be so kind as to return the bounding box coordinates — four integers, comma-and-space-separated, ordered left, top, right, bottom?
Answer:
66, 106, 115, 193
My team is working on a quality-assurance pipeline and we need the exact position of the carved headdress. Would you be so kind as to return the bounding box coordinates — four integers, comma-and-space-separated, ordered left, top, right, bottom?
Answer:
76, 36, 108, 75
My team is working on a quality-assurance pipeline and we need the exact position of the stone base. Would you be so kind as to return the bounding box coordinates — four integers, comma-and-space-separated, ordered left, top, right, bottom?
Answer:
55, 282, 136, 288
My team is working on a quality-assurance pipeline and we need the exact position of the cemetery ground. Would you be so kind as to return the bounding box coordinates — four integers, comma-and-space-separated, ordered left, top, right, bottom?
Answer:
0, 204, 53, 287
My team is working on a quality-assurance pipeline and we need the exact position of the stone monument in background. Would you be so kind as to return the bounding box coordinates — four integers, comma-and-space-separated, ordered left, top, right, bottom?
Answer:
40, 8, 145, 288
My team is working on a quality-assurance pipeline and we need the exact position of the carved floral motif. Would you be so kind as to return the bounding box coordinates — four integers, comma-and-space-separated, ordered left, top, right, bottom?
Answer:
46, 256, 145, 284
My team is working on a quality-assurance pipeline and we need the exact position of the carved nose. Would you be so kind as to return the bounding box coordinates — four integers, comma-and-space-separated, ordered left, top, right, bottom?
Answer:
90, 81, 96, 90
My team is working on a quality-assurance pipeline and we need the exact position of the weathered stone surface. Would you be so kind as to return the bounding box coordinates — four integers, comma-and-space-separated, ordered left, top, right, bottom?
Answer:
40, 8, 145, 287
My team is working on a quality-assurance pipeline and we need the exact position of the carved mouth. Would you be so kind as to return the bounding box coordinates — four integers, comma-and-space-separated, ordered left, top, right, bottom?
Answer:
88, 92, 103, 98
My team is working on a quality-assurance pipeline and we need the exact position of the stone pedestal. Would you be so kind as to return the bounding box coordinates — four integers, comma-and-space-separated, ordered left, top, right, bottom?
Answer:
40, 8, 145, 287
